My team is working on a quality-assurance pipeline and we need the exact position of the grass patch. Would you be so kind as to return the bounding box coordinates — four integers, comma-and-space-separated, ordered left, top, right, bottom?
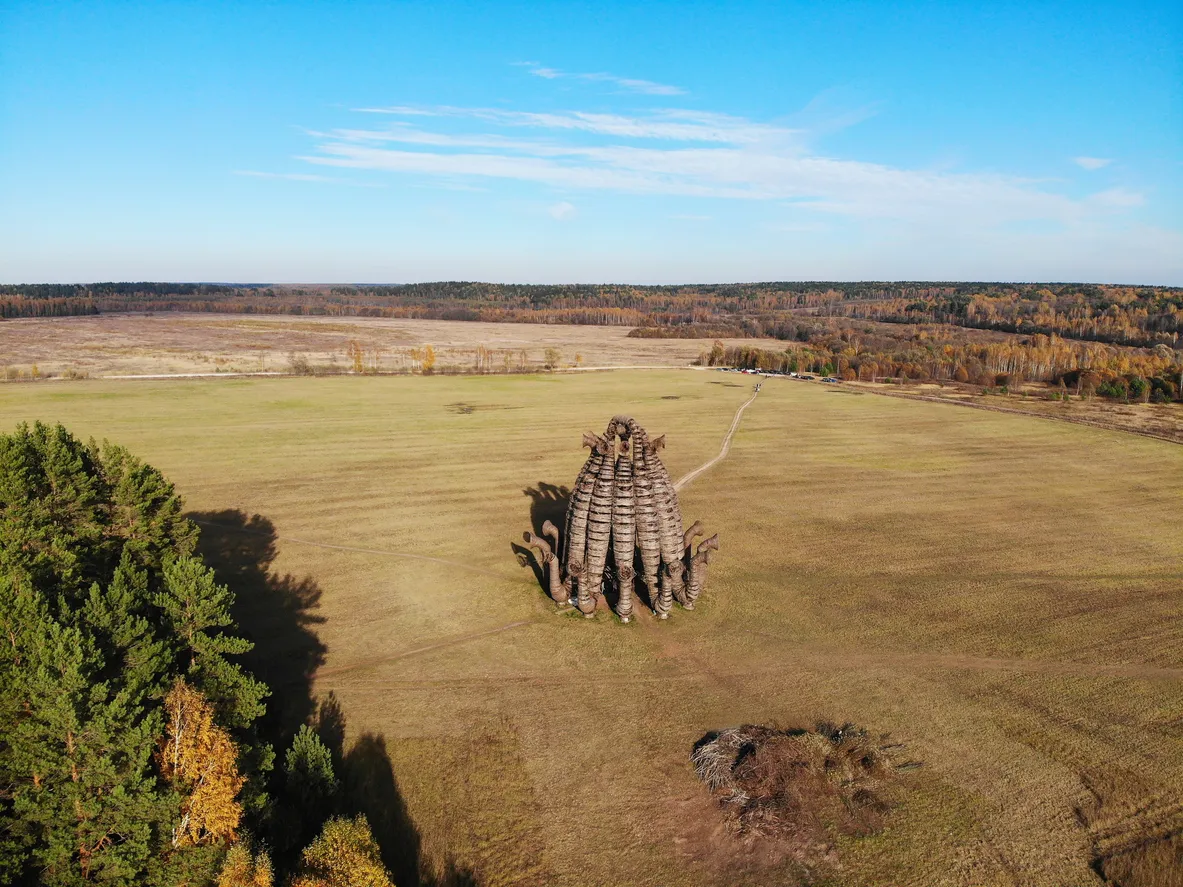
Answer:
1, 371, 1180, 885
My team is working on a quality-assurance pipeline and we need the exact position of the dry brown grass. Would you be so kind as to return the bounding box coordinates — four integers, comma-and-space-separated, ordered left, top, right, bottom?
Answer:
844, 378, 1183, 444
0, 313, 768, 378
1, 371, 1181, 886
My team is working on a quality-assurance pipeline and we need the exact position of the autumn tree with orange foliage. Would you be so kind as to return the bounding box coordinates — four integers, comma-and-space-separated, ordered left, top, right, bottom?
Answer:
347, 341, 365, 374
217, 842, 275, 887
158, 679, 247, 848
289, 816, 394, 887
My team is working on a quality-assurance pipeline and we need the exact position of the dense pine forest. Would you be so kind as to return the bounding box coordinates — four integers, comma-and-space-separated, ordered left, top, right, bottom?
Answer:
0, 424, 401, 886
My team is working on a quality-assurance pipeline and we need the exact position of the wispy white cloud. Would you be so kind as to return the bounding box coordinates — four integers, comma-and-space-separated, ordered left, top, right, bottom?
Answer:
351, 105, 442, 117
300, 106, 1146, 226
549, 201, 577, 220
515, 62, 686, 95
349, 106, 800, 145
291, 97, 1157, 233
1074, 156, 1113, 170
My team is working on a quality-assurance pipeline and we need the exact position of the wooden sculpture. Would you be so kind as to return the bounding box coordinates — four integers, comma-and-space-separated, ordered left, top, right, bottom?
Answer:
523, 520, 565, 606
527, 415, 719, 621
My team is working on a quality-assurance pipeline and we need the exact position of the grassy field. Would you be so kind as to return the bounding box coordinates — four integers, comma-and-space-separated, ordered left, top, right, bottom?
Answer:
2, 370, 1181, 886
0, 313, 769, 377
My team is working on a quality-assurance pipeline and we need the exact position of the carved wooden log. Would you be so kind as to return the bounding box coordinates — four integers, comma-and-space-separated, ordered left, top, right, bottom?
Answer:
684, 533, 719, 609
682, 520, 704, 559
651, 447, 687, 610
543, 520, 561, 557
581, 431, 617, 616
632, 433, 681, 616
565, 432, 603, 609
629, 422, 663, 606
523, 526, 567, 605
542, 520, 568, 605
564, 431, 603, 562
612, 443, 636, 622
632, 426, 668, 610
562, 433, 596, 565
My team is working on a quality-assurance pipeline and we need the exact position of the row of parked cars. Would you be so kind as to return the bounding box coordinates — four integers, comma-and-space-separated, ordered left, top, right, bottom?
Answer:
723, 368, 841, 383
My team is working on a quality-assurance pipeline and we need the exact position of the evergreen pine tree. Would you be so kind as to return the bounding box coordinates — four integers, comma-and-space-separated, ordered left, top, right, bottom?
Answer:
5, 613, 172, 885
279, 725, 340, 854
0, 423, 274, 884
154, 556, 269, 731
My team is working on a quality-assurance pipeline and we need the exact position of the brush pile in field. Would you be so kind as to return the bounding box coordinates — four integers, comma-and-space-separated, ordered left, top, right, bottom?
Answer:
523, 414, 719, 621
692, 723, 901, 854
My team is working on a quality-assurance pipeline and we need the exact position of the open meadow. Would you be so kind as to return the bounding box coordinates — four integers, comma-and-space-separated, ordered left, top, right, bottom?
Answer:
2, 370, 1181, 886
0, 313, 771, 377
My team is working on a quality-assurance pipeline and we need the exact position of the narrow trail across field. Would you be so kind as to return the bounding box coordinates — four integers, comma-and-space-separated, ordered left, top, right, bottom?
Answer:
674, 388, 759, 491
319, 626, 1183, 686
316, 620, 533, 678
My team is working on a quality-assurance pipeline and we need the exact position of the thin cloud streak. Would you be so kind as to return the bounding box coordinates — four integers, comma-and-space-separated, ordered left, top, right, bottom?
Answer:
517, 61, 686, 95
348, 106, 786, 143
300, 106, 1143, 224
1074, 156, 1113, 170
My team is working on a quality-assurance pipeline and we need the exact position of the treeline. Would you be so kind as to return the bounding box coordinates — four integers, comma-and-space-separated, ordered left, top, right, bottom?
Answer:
0, 424, 401, 886
0, 284, 252, 320
0, 280, 1029, 322
5, 282, 1181, 358
837, 285, 1183, 349
0, 283, 251, 297
0, 297, 99, 319
628, 325, 744, 339
703, 324, 1182, 401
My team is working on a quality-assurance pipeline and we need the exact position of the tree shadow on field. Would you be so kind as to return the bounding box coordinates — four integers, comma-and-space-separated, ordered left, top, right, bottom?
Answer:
191, 512, 477, 884
188, 509, 328, 750
513, 482, 572, 598
316, 695, 479, 887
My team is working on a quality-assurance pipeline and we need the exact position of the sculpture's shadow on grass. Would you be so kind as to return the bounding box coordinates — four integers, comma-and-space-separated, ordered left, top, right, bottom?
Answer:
514, 482, 571, 598
188, 508, 328, 749
510, 541, 546, 591
523, 481, 570, 537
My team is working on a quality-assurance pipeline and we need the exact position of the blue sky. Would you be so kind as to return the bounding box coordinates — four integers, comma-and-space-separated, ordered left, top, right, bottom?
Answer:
2, 1, 1180, 284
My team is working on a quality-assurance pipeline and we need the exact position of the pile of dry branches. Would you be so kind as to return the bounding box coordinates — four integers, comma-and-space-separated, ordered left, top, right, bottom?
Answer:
692, 722, 904, 860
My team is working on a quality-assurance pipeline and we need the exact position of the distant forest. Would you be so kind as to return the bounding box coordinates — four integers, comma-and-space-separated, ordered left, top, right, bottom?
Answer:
3, 280, 1181, 351
2, 280, 1181, 400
